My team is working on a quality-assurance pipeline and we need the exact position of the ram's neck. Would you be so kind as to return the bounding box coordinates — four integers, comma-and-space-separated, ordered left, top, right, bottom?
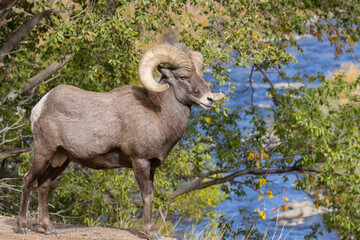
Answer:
149, 87, 191, 139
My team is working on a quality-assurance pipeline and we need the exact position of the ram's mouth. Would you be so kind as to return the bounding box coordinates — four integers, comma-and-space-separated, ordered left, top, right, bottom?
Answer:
199, 102, 213, 110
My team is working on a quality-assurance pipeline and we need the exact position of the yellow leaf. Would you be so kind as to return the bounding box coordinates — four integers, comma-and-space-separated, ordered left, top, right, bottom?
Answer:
266, 190, 274, 198
204, 116, 211, 123
313, 192, 320, 199
260, 150, 269, 160
283, 196, 289, 202
247, 150, 259, 161
337, 198, 345, 205
259, 211, 266, 220
252, 33, 257, 38
258, 178, 267, 188
247, 151, 253, 160
309, 175, 316, 183
257, 195, 263, 201
282, 203, 289, 211
256, 161, 261, 168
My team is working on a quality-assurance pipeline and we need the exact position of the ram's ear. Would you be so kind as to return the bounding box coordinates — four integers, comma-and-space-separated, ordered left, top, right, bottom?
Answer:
157, 65, 174, 79
187, 51, 204, 77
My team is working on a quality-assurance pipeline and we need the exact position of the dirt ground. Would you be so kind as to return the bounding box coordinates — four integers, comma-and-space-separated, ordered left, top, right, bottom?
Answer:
0, 215, 177, 240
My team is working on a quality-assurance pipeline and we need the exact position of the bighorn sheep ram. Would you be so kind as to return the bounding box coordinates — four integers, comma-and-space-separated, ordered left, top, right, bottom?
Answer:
17, 45, 224, 238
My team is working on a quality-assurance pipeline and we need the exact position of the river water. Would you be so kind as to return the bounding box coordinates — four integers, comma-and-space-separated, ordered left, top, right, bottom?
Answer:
198, 37, 359, 239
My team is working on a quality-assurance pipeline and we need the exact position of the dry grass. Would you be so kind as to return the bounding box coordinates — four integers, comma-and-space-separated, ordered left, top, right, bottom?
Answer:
330, 63, 360, 105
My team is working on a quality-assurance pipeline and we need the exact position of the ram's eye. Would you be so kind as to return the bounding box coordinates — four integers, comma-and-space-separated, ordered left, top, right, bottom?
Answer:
179, 76, 186, 80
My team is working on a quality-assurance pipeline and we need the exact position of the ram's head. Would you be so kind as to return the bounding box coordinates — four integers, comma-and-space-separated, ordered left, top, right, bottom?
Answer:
138, 45, 224, 110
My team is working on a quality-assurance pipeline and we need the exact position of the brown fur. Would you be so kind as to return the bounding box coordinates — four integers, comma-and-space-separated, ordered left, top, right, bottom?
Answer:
17, 49, 218, 238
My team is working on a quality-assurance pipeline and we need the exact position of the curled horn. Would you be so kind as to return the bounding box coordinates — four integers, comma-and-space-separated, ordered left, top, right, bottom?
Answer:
187, 51, 204, 77
138, 45, 192, 92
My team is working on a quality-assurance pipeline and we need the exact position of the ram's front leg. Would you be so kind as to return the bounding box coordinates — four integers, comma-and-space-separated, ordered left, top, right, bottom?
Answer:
132, 158, 160, 239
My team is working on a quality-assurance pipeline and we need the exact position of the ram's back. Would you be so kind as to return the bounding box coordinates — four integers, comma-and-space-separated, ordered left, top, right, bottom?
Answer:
30, 85, 168, 160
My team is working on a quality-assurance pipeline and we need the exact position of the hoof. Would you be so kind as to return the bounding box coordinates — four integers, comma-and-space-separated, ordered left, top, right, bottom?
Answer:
149, 233, 162, 240
45, 230, 58, 235
17, 228, 29, 234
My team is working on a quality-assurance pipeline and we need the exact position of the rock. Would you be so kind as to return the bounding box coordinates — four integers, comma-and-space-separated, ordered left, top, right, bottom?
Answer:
277, 219, 305, 227
258, 104, 272, 109
302, 207, 315, 218
273, 82, 305, 90
271, 199, 329, 227
272, 208, 303, 221
289, 199, 314, 209
265, 92, 301, 99
265, 82, 305, 99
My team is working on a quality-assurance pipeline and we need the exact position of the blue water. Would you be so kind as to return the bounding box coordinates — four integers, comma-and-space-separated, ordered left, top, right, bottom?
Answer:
217, 174, 336, 240
201, 37, 359, 239
221, 37, 359, 110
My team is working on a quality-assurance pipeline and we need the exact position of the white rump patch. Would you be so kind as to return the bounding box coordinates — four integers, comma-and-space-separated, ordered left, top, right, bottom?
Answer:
30, 92, 50, 130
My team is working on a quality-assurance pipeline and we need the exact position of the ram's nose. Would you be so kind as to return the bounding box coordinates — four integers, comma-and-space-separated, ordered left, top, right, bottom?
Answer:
207, 95, 214, 104
199, 92, 224, 110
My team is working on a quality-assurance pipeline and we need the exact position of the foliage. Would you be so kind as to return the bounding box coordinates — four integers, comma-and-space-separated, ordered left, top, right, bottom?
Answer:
272, 71, 360, 238
1, 0, 360, 239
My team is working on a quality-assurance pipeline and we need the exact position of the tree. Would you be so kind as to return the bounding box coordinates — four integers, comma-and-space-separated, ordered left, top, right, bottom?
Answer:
1, 0, 359, 239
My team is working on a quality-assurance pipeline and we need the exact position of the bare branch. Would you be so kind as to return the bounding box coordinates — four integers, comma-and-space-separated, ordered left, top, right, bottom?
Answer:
169, 166, 302, 200
0, 167, 21, 179
0, 0, 19, 26
22, 55, 72, 93
249, 65, 255, 105
256, 64, 274, 89
8, 73, 60, 106
6, 54, 73, 101
69, 162, 93, 177
0, 180, 23, 193
0, 0, 60, 60
0, 10, 53, 61
0, 148, 32, 162
49, 202, 81, 219
0, 109, 25, 135
173, 169, 228, 180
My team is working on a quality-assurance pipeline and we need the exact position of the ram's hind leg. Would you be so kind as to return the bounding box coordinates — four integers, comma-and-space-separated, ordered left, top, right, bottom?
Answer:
17, 151, 51, 234
37, 158, 70, 234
